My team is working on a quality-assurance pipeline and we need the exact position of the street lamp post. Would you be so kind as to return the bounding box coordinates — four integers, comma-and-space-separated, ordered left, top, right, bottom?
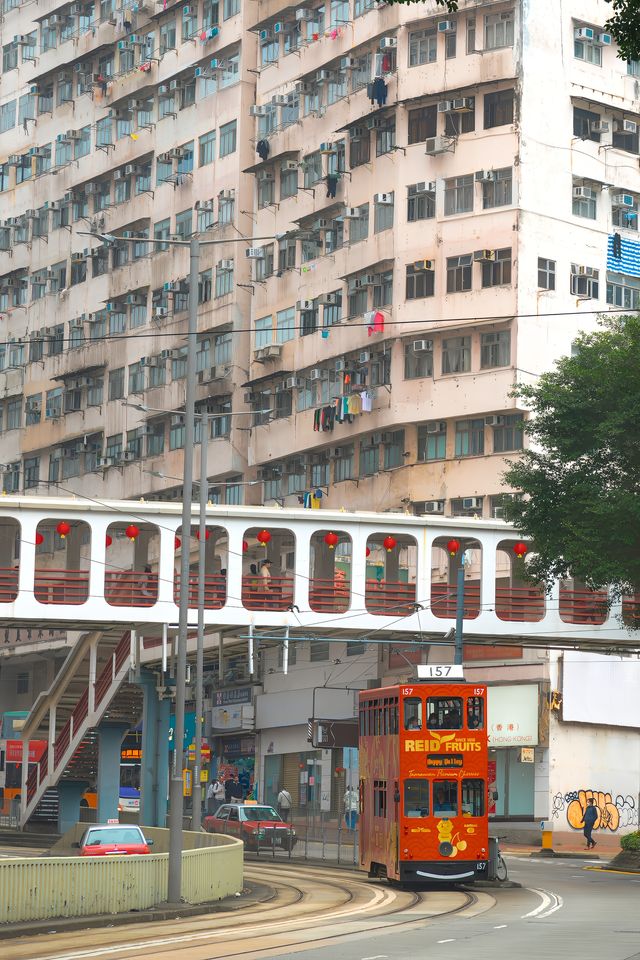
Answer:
167, 236, 199, 903
90, 228, 276, 904
191, 409, 209, 832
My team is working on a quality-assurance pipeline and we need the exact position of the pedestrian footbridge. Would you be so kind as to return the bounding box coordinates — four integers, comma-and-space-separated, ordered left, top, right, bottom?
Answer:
0, 495, 637, 646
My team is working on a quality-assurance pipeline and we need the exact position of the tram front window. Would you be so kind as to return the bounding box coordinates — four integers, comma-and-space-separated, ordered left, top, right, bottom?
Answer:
467, 696, 484, 729
426, 697, 463, 730
462, 778, 485, 817
404, 698, 422, 730
433, 781, 458, 817
404, 779, 429, 818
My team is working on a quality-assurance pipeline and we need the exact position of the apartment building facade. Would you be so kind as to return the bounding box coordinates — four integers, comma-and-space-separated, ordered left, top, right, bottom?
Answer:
0, 0, 639, 832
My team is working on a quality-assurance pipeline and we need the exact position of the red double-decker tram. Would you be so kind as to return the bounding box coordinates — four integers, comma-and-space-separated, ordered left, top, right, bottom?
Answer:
358, 671, 488, 884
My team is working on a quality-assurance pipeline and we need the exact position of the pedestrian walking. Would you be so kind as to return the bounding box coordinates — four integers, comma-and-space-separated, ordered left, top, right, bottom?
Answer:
582, 797, 599, 849
277, 787, 292, 821
229, 776, 243, 801
206, 780, 216, 815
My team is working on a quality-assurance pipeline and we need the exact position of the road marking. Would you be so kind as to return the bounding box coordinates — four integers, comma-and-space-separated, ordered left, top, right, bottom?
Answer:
361, 955, 388, 959
437, 939, 456, 943
494, 924, 507, 929
522, 887, 563, 920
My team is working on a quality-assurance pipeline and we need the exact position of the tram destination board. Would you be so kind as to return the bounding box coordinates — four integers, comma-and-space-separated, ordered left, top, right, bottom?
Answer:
308, 718, 358, 749
426, 753, 464, 769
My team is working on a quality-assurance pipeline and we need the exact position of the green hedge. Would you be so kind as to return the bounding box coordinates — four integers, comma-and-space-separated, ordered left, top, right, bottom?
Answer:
620, 831, 640, 852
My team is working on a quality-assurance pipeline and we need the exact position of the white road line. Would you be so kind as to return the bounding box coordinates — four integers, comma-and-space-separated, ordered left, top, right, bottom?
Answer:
437, 939, 456, 944
361, 955, 388, 959
522, 887, 563, 920
493, 924, 507, 929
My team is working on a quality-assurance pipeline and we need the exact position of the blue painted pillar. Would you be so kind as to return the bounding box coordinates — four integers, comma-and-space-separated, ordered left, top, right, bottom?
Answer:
58, 780, 89, 835
96, 722, 129, 824
139, 669, 170, 827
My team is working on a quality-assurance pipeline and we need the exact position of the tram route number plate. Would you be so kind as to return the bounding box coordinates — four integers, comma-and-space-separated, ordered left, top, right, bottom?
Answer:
417, 665, 465, 680
426, 753, 464, 769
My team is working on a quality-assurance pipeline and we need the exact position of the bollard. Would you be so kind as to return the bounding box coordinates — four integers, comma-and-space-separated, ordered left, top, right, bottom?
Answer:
540, 820, 554, 853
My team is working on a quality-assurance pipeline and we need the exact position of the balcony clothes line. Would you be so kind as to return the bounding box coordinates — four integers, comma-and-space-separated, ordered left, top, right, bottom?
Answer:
313, 390, 374, 432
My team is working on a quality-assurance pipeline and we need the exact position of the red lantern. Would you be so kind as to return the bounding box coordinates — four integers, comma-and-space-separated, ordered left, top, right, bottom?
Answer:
365, 547, 371, 558
513, 541, 528, 558
175, 536, 181, 550
447, 538, 460, 557
324, 531, 339, 550
242, 540, 248, 553
56, 521, 71, 539
256, 529, 271, 548
383, 535, 397, 553
105, 535, 113, 548
125, 524, 139, 542
196, 529, 211, 541
35, 532, 44, 546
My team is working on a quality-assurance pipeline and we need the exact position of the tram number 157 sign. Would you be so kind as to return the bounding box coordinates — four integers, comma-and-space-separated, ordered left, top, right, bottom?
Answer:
416, 665, 465, 680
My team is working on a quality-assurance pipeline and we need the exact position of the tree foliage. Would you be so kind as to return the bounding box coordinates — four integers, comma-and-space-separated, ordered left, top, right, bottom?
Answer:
604, 0, 640, 62
503, 316, 640, 599
380, 0, 640, 61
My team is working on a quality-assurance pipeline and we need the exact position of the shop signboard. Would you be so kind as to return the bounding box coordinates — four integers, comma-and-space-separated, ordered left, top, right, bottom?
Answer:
487, 684, 539, 746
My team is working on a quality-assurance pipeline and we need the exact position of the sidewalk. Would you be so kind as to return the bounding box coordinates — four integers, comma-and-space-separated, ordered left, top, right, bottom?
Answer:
502, 832, 621, 859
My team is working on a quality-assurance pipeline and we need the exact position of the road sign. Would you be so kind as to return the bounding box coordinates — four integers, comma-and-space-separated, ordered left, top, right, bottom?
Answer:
308, 718, 358, 748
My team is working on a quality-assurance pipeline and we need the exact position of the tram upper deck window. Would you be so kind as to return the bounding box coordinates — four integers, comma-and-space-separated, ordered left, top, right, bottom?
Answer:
404, 779, 429, 818
462, 778, 485, 817
426, 697, 463, 730
404, 698, 422, 730
467, 696, 484, 729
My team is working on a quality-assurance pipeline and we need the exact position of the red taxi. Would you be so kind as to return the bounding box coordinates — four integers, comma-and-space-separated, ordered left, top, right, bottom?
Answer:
74, 824, 154, 856
203, 803, 297, 851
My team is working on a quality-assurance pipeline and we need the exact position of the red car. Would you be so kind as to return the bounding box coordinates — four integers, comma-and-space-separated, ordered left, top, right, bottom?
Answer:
74, 824, 154, 856
203, 803, 297, 851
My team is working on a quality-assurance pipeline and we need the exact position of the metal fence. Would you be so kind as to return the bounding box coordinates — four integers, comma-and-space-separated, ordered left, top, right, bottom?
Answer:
251, 812, 360, 866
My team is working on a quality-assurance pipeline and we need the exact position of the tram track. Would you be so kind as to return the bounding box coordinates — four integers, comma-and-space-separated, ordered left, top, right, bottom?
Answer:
2, 862, 493, 960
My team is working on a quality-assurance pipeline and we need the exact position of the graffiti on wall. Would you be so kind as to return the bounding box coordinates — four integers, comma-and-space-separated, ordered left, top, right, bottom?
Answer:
552, 789, 639, 831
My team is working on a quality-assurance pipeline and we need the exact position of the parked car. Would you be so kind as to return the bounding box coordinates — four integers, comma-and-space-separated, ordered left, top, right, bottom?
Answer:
74, 824, 154, 856
203, 803, 297, 851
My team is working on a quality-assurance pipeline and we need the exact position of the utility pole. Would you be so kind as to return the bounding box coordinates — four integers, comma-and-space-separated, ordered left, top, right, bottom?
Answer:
454, 554, 465, 666
167, 236, 199, 903
192, 409, 209, 832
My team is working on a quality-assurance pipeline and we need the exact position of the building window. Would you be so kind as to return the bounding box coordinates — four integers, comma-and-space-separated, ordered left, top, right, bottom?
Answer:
7, 398, 21, 430
303, 151, 323, 187
359, 440, 378, 477
280, 163, 298, 200
481, 248, 512, 287
23, 456, 40, 489
446, 255, 472, 293
109, 368, 125, 400
374, 194, 394, 232
442, 336, 471, 374
455, 419, 484, 456
383, 430, 405, 469
628, 60, 640, 77
492, 414, 523, 452
612, 195, 639, 231
349, 131, 371, 167
199, 129, 216, 165
612, 119, 640, 155
574, 36, 602, 66
444, 100, 475, 137
175, 208, 192, 239
573, 106, 601, 142
408, 105, 437, 144
404, 341, 433, 379
606, 271, 640, 309
481, 330, 511, 368
451, 497, 484, 518
418, 422, 446, 461
129, 362, 145, 393
159, 19, 177, 54
219, 120, 237, 157
215, 261, 234, 297
334, 445, 354, 482
406, 264, 435, 299
484, 10, 514, 49
444, 175, 474, 216
45, 388, 63, 419
349, 205, 369, 244
276, 307, 295, 343
572, 187, 597, 219
484, 89, 515, 128
407, 183, 435, 221
375, 120, 396, 157
170, 419, 185, 450
409, 28, 437, 65
482, 167, 512, 208
258, 173, 275, 209
538, 257, 556, 290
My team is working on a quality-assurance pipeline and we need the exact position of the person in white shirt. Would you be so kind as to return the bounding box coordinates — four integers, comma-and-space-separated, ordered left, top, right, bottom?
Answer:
277, 787, 292, 821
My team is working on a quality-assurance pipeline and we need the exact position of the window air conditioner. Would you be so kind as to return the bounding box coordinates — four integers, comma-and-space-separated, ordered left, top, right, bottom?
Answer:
573, 186, 595, 199
425, 136, 453, 155
438, 20, 456, 33
426, 421, 446, 433
412, 339, 433, 352
413, 260, 434, 272
485, 415, 505, 426
379, 37, 397, 49
462, 497, 483, 510
249, 105, 268, 117
246, 247, 264, 259
297, 299, 314, 311
320, 293, 339, 306
374, 192, 393, 205
612, 193, 634, 207
425, 500, 445, 513
475, 170, 495, 182
437, 100, 453, 114
473, 249, 495, 261
574, 27, 595, 42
